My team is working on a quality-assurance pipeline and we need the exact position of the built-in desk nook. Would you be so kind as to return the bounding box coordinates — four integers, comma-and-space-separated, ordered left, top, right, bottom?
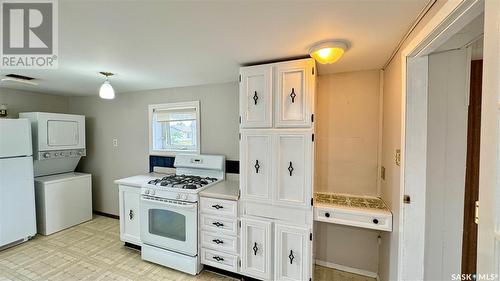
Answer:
314, 192, 392, 232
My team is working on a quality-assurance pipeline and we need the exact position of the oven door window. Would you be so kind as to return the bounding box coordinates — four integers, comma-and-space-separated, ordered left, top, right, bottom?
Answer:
149, 209, 186, 241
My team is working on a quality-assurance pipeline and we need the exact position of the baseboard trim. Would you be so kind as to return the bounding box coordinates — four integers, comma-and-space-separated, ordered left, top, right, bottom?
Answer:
93, 211, 119, 220
315, 259, 378, 279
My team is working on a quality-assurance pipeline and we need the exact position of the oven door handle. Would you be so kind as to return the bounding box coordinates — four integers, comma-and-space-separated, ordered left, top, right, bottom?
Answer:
141, 197, 197, 209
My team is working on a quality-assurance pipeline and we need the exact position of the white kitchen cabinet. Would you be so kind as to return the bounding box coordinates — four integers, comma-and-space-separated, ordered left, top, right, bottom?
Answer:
239, 58, 315, 129
240, 130, 273, 203
240, 65, 273, 128
241, 130, 313, 208
274, 131, 312, 208
274, 59, 315, 128
240, 217, 273, 280
274, 223, 311, 281
118, 185, 141, 245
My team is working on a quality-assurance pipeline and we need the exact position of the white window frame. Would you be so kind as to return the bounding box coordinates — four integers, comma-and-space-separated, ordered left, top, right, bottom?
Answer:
148, 101, 201, 156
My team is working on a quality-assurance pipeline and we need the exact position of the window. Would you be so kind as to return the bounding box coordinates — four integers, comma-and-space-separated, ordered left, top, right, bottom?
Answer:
149, 101, 200, 155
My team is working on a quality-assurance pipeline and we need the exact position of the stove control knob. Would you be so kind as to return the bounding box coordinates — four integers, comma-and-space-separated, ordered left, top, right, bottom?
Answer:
151, 190, 156, 196
43, 153, 50, 158
176, 194, 181, 200
183, 194, 189, 200
145, 190, 150, 195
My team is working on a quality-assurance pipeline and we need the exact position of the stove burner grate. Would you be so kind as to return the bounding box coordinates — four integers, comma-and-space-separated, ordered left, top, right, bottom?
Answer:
147, 174, 218, 189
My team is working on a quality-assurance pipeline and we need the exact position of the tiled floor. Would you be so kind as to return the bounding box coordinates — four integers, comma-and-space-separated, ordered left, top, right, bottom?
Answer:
0, 215, 375, 281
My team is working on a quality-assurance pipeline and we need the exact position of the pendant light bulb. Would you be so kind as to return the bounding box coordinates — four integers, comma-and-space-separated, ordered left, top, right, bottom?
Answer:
99, 72, 115, 100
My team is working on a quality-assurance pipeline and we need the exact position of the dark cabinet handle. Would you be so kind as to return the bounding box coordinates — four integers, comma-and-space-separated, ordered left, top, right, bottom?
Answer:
254, 160, 260, 173
288, 161, 294, 176
213, 256, 224, 262
212, 239, 224, 244
211, 204, 223, 210
288, 250, 295, 264
253, 242, 258, 255
373, 219, 379, 224
290, 88, 296, 103
253, 91, 259, 105
129, 210, 134, 220
212, 222, 224, 227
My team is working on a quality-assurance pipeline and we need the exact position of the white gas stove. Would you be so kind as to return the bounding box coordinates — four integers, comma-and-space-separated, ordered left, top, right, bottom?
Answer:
140, 154, 225, 275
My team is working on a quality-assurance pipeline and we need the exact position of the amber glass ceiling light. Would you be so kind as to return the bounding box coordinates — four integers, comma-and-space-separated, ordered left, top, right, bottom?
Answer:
309, 40, 349, 64
99, 72, 115, 99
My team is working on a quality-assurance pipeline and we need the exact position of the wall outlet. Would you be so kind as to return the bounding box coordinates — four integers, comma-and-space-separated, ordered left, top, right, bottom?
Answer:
113, 138, 118, 147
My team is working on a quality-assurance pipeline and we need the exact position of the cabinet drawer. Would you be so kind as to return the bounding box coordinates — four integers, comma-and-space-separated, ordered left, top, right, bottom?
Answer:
201, 248, 239, 273
200, 197, 237, 217
201, 231, 238, 254
201, 214, 238, 236
314, 207, 392, 232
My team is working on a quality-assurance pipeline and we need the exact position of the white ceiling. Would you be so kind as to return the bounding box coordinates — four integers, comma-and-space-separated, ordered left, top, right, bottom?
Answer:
0, 0, 430, 96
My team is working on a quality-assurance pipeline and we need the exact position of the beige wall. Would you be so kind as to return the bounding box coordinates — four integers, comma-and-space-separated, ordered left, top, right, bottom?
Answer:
315, 70, 380, 196
378, 1, 448, 281
314, 70, 381, 274
67, 82, 239, 215
0, 88, 68, 118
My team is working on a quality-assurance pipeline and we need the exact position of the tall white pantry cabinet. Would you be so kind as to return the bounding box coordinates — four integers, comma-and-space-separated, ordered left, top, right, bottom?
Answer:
239, 58, 316, 281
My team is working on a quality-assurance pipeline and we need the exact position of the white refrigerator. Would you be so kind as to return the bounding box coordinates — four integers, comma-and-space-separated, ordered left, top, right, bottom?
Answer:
0, 119, 37, 249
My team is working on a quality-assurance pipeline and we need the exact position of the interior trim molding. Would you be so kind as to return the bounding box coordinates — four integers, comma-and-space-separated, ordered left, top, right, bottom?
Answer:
93, 211, 119, 220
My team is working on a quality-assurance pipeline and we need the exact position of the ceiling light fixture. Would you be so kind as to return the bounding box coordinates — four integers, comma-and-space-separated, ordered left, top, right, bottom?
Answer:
309, 40, 350, 64
99, 72, 115, 99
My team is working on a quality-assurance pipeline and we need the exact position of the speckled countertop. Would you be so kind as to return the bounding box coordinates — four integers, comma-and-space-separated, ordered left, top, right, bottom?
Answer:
314, 192, 390, 211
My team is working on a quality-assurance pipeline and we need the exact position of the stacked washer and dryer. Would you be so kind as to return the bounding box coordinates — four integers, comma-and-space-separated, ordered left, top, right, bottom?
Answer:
19, 112, 92, 235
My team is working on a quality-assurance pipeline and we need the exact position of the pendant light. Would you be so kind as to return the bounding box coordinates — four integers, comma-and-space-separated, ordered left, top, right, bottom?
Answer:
99, 72, 115, 99
309, 40, 350, 64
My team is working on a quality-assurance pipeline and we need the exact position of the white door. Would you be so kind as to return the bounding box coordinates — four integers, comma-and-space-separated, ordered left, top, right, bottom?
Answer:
274, 131, 312, 207
274, 59, 314, 128
477, 0, 500, 276
119, 185, 141, 245
240, 217, 272, 280
274, 223, 310, 281
240, 65, 273, 128
240, 130, 273, 203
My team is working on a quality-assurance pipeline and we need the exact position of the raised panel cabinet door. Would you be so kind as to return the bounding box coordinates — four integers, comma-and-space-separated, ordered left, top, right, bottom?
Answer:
240, 65, 273, 128
274, 131, 312, 207
240, 217, 273, 280
240, 130, 273, 203
119, 186, 141, 245
275, 59, 315, 128
274, 223, 310, 281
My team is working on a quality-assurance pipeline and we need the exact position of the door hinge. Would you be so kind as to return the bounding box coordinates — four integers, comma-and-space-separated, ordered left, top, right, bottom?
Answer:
239, 116, 241, 124
239, 133, 241, 141
312, 67, 315, 75
239, 220, 242, 228
403, 195, 411, 204
474, 201, 479, 224
311, 198, 314, 206
311, 114, 314, 123
312, 134, 315, 142
239, 259, 241, 267
309, 233, 313, 241
239, 74, 241, 82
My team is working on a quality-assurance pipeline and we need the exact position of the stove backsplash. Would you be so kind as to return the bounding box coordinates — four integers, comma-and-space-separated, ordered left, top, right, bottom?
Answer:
149, 156, 239, 174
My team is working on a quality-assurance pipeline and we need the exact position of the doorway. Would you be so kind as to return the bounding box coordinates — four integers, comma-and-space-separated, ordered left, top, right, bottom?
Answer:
397, 0, 487, 280
462, 58, 483, 277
